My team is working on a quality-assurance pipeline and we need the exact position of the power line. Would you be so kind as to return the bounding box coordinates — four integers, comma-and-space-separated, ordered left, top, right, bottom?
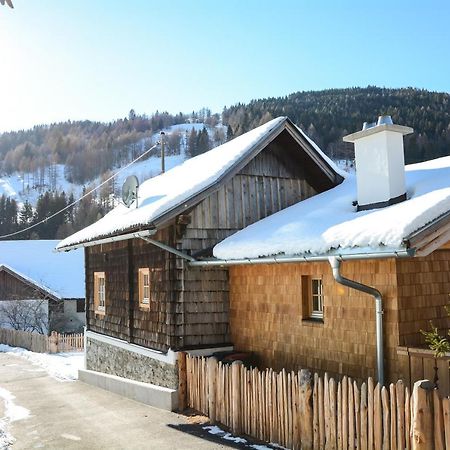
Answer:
0, 142, 159, 240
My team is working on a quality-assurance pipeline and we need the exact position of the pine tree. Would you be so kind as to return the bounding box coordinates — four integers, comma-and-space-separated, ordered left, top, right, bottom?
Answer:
226, 124, 234, 141
195, 127, 210, 156
19, 200, 34, 226
187, 128, 198, 157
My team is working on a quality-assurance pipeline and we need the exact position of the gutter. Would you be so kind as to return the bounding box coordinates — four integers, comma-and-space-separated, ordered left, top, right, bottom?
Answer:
329, 256, 385, 385
189, 249, 414, 267
55, 229, 157, 252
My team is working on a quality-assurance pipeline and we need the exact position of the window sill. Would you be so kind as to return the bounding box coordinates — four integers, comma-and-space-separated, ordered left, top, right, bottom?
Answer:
139, 304, 150, 311
302, 317, 324, 326
95, 309, 105, 316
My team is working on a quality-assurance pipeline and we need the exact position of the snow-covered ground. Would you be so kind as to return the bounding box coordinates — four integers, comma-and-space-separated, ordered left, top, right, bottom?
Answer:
203, 425, 286, 450
0, 345, 84, 449
0, 385, 30, 449
0, 345, 84, 381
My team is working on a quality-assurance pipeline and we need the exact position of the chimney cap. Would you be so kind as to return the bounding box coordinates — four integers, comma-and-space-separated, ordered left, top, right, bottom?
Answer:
343, 119, 413, 143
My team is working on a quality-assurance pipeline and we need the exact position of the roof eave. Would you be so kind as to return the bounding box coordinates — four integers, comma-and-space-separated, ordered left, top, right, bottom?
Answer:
404, 210, 450, 257
56, 228, 157, 252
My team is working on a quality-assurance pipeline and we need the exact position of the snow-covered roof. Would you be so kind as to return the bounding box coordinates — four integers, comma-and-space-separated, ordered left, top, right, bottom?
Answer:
214, 156, 450, 260
0, 240, 84, 298
57, 117, 342, 250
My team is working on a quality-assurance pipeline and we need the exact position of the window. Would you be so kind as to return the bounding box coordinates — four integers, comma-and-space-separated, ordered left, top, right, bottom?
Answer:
94, 272, 106, 315
310, 278, 324, 319
76, 299, 85, 313
302, 276, 324, 320
138, 268, 150, 309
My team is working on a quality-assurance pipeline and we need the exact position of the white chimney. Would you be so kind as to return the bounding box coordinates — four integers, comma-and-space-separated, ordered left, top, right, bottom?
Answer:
343, 116, 413, 211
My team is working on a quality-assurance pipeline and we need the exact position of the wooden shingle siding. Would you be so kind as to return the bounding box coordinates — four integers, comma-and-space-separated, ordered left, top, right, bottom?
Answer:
130, 229, 177, 351
228, 260, 402, 383
228, 254, 450, 386
86, 240, 130, 341
396, 250, 450, 347
86, 229, 177, 351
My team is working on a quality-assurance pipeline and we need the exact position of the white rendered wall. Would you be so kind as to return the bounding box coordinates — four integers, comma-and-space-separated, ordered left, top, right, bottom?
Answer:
62, 299, 85, 333
354, 130, 406, 206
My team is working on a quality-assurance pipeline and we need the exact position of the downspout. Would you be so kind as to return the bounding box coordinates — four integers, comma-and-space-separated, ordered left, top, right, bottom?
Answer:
329, 257, 385, 386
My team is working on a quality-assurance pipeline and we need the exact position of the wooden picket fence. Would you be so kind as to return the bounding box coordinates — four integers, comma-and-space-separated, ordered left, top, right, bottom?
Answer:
182, 354, 450, 450
0, 328, 84, 353
49, 331, 84, 353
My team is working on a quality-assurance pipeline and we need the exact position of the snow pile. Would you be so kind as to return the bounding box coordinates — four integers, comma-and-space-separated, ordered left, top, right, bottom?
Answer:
203, 425, 286, 449
0, 240, 84, 298
0, 388, 30, 422
57, 117, 299, 249
0, 345, 84, 381
214, 156, 450, 259
0, 386, 30, 450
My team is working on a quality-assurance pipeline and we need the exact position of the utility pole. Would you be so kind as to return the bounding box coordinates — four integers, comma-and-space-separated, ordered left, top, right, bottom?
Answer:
160, 131, 165, 173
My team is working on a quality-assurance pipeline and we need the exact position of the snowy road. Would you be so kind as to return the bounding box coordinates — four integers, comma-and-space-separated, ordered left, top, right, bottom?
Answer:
0, 351, 230, 449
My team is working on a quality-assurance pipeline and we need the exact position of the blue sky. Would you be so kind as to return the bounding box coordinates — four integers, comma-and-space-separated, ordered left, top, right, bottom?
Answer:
0, 0, 449, 132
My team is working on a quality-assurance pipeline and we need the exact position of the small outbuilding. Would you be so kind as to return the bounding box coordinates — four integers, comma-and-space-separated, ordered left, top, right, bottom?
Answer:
0, 240, 85, 334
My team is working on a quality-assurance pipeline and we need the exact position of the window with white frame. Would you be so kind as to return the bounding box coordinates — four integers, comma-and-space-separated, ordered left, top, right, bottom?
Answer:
302, 275, 324, 320
310, 278, 324, 319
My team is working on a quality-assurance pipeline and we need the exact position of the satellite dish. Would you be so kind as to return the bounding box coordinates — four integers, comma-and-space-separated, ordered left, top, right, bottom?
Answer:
122, 175, 139, 208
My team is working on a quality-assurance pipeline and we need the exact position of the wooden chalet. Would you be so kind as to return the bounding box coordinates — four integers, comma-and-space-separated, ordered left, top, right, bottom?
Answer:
57, 117, 344, 409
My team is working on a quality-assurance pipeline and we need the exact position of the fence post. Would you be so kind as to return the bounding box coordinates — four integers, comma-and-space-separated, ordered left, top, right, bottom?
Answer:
411, 380, 434, 450
208, 356, 218, 423
442, 398, 450, 450
299, 369, 313, 450
432, 389, 445, 450
178, 352, 187, 412
48, 331, 58, 353
231, 360, 242, 435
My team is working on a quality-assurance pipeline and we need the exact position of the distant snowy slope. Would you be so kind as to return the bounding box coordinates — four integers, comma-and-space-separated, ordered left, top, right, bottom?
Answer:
0, 123, 223, 209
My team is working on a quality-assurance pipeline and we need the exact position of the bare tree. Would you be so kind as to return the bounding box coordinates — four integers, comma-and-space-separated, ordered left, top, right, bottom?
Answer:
0, 298, 48, 334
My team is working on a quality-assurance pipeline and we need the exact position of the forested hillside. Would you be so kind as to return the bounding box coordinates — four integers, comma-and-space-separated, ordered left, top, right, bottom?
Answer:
0, 108, 221, 184
223, 87, 450, 163
0, 86, 448, 240
0, 109, 224, 240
